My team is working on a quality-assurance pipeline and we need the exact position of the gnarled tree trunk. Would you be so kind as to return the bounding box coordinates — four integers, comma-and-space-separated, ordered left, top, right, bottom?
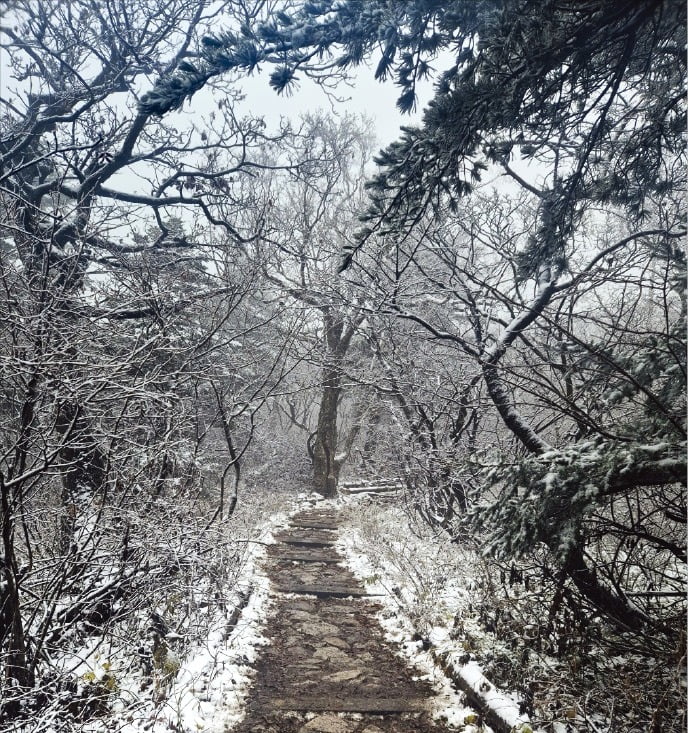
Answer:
312, 365, 341, 497
312, 309, 360, 497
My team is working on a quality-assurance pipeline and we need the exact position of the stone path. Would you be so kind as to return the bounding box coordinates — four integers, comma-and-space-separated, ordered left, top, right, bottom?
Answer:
231, 507, 461, 733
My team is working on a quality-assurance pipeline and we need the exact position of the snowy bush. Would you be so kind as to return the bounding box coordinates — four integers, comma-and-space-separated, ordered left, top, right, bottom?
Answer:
341, 499, 686, 732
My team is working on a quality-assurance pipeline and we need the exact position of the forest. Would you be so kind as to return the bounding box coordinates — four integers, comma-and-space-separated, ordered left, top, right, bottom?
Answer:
0, 0, 685, 731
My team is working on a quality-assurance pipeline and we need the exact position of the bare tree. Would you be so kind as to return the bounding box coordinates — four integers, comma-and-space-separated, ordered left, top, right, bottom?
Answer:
0, 0, 304, 720
240, 112, 375, 495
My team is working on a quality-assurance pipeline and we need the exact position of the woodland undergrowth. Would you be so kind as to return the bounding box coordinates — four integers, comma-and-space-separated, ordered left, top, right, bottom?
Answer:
341, 499, 686, 733
0, 482, 297, 733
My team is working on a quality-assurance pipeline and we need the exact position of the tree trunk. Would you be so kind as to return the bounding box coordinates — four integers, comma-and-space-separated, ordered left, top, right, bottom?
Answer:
1, 478, 34, 715
313, 365, 341, 497
0, 380, 40, 704
359, 401, 382, 470
54, 400, 107, 556
311, 309, 361, 497
563, 544, 649, 631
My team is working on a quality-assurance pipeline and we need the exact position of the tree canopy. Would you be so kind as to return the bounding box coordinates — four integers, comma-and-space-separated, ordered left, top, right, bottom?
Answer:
141, 0, 685, 261
140, 0, 687, 631
1, 0, 685, 724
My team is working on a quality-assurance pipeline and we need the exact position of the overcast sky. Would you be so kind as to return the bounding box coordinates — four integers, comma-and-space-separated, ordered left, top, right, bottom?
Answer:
226, 60, 543, 195
230, 62, 434, 150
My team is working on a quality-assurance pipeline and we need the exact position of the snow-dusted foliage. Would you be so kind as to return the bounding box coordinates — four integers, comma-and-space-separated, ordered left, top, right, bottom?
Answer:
346, 195, 686, 673
173, 0, 685, 670
0, 0, 307, 724
341, 499, 686, 732
2, 0, 686, 729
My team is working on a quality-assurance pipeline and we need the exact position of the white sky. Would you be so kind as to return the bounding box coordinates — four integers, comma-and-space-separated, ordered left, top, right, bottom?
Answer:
225, 59, 543, 193
230, 63, 434, 149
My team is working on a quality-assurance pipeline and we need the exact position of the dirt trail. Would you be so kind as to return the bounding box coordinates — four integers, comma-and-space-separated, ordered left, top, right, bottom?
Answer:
232, 506, 462, 733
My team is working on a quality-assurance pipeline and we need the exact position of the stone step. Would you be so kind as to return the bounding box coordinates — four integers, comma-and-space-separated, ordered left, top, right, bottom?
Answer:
275, 584, 382, 598
289, 521, 339, 531
339, 485, 401, 495
290, 516, 338, 522
253, 696, 426, 713
273, 533, 335, 548
340, 478, 400, 486
269, 551, 342, 564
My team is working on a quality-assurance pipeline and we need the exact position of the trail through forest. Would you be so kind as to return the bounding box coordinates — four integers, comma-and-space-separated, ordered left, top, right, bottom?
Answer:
233, 506, 470, 733
1, 1, 684, 729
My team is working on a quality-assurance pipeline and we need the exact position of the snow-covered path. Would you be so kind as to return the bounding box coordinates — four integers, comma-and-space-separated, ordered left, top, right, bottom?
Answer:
229, 506, 479, 733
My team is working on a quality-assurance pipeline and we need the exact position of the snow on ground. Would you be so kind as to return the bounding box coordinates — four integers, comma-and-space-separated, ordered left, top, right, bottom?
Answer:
117, 494, 329, 732
337, 526, 483, 731
59, 492, 530, 732
157, 577, 271, 731
142, 565, 273, 733
75, 504, 294, 733
336, 497, 536, 733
